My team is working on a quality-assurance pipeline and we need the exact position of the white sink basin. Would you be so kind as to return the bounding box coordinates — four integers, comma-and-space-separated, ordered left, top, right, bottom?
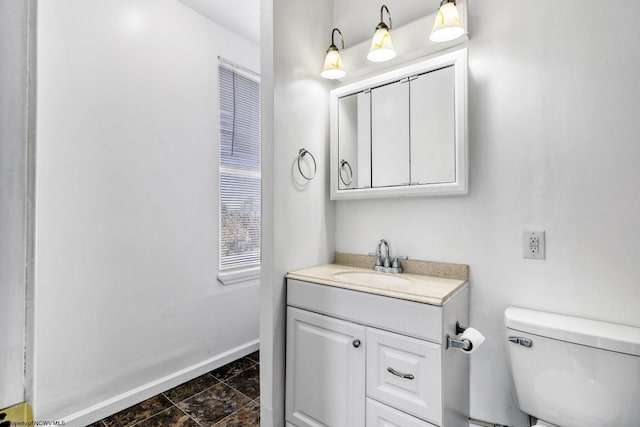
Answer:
332, 271, 412, 287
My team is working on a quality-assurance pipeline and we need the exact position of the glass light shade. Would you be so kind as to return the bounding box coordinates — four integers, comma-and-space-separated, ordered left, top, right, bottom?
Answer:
367, 27, 396, 62
429, 2, 465, 43
321, 48, 345, 79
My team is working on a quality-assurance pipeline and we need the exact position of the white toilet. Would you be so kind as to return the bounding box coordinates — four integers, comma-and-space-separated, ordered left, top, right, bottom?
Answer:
504, 306, 640, 427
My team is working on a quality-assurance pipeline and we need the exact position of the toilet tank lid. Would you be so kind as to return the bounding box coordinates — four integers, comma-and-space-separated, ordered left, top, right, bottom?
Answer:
505, 306, 640, 356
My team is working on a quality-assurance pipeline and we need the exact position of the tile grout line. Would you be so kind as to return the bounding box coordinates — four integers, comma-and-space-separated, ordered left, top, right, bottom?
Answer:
216, 378, 256, 405
163, 391, 205, 427
161, 392, 176, 406
99, 355, 259, 427
171, 378, 223, 406
160, 392, 204, 427
211, 399, 258, 427
168, 373, 251, 425
128, 406, 174, 427
215, 365, 259, 403
175, 403, 205, 427
208, 362, 260, 425
107, 372, 222, 426
163, 372, 221, 407
105, 395, 174, 427
213, 361, 257, 387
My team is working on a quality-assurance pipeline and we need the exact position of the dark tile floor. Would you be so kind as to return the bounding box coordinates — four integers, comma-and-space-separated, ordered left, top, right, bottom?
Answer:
88, 351, 259, 427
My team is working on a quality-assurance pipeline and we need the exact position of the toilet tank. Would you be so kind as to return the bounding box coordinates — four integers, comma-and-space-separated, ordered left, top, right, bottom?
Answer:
504, 307, 640, 427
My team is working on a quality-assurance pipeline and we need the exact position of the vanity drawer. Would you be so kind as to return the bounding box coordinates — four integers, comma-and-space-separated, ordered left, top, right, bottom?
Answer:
366, 327, 442, 425
287, 279, 443, 343
366, 398, 437, 427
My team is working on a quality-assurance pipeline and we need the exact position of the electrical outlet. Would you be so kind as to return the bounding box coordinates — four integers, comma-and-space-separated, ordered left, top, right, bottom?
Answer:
523, 231, 545, 259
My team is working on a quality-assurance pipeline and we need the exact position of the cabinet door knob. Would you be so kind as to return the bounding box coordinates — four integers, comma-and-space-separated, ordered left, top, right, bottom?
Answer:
352, 339, 361, 348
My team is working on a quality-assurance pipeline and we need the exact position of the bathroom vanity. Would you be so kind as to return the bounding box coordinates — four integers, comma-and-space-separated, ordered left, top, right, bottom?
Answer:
284, 260, 470, 427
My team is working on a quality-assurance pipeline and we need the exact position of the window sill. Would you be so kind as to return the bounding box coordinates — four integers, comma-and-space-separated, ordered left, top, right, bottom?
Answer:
218, 267, 261, 285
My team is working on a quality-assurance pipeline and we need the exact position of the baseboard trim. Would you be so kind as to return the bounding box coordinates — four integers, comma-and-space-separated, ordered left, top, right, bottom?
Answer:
61, 339, 259, 427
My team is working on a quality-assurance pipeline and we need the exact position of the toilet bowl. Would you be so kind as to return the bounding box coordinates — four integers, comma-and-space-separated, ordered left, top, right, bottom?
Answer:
504, 306, 640, 427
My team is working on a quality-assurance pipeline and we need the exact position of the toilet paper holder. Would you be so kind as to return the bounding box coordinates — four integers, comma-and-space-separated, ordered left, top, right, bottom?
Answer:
446, 321, 472, 351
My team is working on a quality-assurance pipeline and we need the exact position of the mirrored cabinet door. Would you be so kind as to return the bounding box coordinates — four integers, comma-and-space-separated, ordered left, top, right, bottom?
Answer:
371, 80, 410, 188
330, 49, 467, 199
410, 66, 456, 185
338, 91, 371, 190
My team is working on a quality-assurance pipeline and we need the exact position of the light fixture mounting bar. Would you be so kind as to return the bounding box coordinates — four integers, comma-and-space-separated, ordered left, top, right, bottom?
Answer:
330, 27, 344, 50
378, 5, 392, 30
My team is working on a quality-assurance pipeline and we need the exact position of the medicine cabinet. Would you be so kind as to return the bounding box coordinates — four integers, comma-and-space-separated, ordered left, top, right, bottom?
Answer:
330, 49, 468, 199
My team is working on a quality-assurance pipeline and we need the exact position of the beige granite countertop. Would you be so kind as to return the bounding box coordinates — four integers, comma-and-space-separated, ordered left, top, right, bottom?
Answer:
286, 263, 468, 306
334, 252, 468, 280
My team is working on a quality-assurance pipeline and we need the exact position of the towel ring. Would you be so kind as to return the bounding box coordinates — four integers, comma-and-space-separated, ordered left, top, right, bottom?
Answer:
339, 159, 353, 186
297, 149, 317, 180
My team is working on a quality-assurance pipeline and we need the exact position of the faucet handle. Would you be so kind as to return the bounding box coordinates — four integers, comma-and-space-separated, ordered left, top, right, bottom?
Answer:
392, 256, 408, 269
368, 252, 383, 266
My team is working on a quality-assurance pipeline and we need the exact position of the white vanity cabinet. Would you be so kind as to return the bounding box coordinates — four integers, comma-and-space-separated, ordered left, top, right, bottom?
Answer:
286, 307, 366, 427
285, 278, 470, 427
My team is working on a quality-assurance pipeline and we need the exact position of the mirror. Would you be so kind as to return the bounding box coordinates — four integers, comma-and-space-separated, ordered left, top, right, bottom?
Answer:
371, 79, 410, 187
330, 49, 467, 199
410, 65, 455, 185
337, 92, 371, 190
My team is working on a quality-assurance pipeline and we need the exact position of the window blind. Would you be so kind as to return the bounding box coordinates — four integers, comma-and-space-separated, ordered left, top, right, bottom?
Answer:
219, 62, 261, 271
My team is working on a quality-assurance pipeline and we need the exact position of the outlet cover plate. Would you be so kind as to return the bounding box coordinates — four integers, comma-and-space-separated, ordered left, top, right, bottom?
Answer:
523, 231, 545, 259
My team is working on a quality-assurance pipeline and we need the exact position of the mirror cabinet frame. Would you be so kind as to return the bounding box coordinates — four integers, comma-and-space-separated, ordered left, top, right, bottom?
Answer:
330, 48, 468, 200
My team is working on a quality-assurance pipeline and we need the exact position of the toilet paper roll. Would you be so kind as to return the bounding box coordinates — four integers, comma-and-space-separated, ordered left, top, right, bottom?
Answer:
459, 327, 485, 353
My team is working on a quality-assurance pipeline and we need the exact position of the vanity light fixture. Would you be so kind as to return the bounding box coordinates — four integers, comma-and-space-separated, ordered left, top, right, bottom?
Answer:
429, 0, 465, 43
321, 28, 346, 80
367, 5, 396, 62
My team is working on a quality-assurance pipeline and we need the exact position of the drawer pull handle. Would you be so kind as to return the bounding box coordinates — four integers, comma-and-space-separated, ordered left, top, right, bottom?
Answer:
353, 339, 361, 348
387, 367, 414, 380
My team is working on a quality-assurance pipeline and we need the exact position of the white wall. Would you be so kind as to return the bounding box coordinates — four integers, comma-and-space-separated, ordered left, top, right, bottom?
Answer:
0, 0, 33, 409
260, 0, 336, 425
34, 0, 259, 423
334, 1, 640, 425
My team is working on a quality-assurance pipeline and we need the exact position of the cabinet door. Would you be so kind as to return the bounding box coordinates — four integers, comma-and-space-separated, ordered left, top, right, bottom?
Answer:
410, 66, 456, 184
286, 307, 366, 427
337, 91, 371, 190
371, 79, 410, 188
366, 327, 442, 425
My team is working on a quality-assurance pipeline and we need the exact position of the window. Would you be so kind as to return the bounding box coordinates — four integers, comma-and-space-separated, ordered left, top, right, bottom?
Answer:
218, 61, 261, 282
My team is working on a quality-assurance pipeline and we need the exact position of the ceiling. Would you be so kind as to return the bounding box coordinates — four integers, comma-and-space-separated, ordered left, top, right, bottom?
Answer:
178, 0, 261, 44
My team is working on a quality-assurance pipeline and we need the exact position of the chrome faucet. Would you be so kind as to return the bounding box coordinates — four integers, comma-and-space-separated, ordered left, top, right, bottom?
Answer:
371, 239, 407, 274
375, 239, 390, 270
